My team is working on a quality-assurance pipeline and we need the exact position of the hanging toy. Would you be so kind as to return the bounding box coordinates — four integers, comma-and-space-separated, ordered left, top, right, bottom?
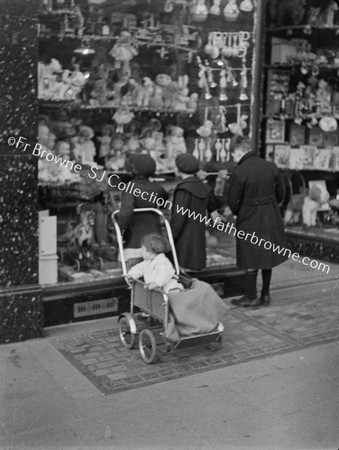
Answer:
206, 61, 217, 88
229, 103, 242, 135
216, 106, 227, 133
239, 61, 249, 101
225, 137, 231, 161
113, 104, 134, 133
227, 66, 238, 87
219, 69, 228, 101
109, 31, 138, 78
239, 0, 253, 12
191, 0, 209, 22
197, 56, 212, 100
164, 0, 174, 13
205, 139, 213, 161
198, 139, 206, 161
215, 138, 222, 161
193, 138, 200, 160
210, 0, 221, 15
223, 0, 240, 22
220, 139, 227, 162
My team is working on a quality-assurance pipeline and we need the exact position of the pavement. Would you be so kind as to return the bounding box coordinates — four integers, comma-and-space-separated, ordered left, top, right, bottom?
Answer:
1, 258, 339, 450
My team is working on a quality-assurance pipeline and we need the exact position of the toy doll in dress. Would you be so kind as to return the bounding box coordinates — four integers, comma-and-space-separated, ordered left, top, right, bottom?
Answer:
127, 233, 183, 294
105, 136, 126, 171
98, 124, 115, 166
73, 125, 97, 166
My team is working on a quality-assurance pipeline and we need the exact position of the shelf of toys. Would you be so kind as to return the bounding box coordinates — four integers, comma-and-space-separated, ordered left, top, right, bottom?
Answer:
37, 0, 258, 284
263, 0, 339, 228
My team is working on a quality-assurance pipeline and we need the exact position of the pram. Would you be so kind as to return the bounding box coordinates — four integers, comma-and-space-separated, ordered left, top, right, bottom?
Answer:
112, 208, 226, 364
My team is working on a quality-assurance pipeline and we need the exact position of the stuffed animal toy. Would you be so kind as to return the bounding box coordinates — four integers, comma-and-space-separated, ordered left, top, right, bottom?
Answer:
302, 183, 330, 227
130, 76, 154, 108
155, 74, 179, 110
149, 85, 164, 110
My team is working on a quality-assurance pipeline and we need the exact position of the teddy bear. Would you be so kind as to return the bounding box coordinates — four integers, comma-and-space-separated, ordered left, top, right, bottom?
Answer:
130, 76, 154, 108
148, 85, 163, 110
155, 73, 180, 110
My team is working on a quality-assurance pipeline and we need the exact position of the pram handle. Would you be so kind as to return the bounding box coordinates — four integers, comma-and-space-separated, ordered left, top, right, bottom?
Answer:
111, 208, 180, 277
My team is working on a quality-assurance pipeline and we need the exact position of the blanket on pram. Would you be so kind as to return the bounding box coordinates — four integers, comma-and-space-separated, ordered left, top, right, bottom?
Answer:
165, 279, 230, 343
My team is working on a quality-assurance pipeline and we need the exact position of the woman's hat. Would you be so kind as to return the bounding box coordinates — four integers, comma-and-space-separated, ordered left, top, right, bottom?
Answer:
132, 154, 156, 177
175, 153, 199, 174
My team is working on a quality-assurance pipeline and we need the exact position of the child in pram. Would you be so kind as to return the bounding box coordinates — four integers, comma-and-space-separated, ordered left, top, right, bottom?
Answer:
127, 234, 184, 294
127, 233, 228, 343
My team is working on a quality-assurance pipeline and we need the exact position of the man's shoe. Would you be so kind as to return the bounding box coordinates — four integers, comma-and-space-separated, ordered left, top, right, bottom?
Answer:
249, 297, 264, 309
231, 295, 257, 307
260, 294, 271, 306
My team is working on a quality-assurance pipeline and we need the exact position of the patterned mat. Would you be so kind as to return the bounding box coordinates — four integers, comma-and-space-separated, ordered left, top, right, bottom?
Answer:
51, 279, 339, 396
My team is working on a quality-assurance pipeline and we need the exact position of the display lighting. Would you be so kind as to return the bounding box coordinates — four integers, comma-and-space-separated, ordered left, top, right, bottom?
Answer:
74, 40, 95, 55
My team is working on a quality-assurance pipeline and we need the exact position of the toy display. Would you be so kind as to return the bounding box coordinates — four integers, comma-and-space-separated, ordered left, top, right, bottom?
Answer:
37, 0, 256, 282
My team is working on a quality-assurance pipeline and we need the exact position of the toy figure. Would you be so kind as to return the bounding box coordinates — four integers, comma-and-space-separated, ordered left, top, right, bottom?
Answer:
191, 0, 208, 22
73, 126, 96, 166
109, 30, 138, 77
224, 0, 240, 21
113, 104, 134, 133
210, 0, 221, 15
302, 184, 330, 228
239, 0, 253, 12
98, 124, 115, 164
105, 136, 126, 171
166, 125, 187, 159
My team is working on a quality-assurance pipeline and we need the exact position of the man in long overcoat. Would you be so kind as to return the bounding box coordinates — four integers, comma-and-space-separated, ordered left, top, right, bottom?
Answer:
228, 138, 288, 308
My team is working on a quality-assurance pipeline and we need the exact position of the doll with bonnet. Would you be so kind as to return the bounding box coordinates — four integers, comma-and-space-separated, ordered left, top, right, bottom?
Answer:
73, 125, 97, 166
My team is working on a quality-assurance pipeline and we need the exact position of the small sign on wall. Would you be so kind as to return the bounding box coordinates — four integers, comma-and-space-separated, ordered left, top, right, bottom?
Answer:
74, 298, 118, 318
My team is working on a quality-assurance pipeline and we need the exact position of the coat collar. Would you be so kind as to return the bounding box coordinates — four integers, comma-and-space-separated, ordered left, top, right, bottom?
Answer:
238, 151, 257, 166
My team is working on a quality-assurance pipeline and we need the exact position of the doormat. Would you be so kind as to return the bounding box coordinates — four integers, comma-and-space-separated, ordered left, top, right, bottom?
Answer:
50, 282, 339, 396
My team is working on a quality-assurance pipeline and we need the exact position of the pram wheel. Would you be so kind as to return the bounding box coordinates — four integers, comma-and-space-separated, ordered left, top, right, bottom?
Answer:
119, 314, 137, 349
139, 329, 157, 364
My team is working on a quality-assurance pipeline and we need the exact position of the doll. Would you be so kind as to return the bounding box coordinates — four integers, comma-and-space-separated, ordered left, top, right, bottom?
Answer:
109, 30, 138, 78
105, 136, 126, 171
98, 124, 115, 162
73, 125, 96, 166
166, 125, 187, 159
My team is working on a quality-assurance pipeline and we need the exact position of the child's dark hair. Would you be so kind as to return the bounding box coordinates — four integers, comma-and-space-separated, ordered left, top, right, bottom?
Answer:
141, 234, 169, 254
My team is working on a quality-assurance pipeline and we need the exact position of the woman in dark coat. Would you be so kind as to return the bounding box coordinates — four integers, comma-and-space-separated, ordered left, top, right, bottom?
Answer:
117, 154, 169, 269
228, 137, 288, 308
170, 154, 216, 271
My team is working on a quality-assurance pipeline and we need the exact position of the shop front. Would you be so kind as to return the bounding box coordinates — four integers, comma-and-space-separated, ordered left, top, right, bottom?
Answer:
1, 0, 265, 343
